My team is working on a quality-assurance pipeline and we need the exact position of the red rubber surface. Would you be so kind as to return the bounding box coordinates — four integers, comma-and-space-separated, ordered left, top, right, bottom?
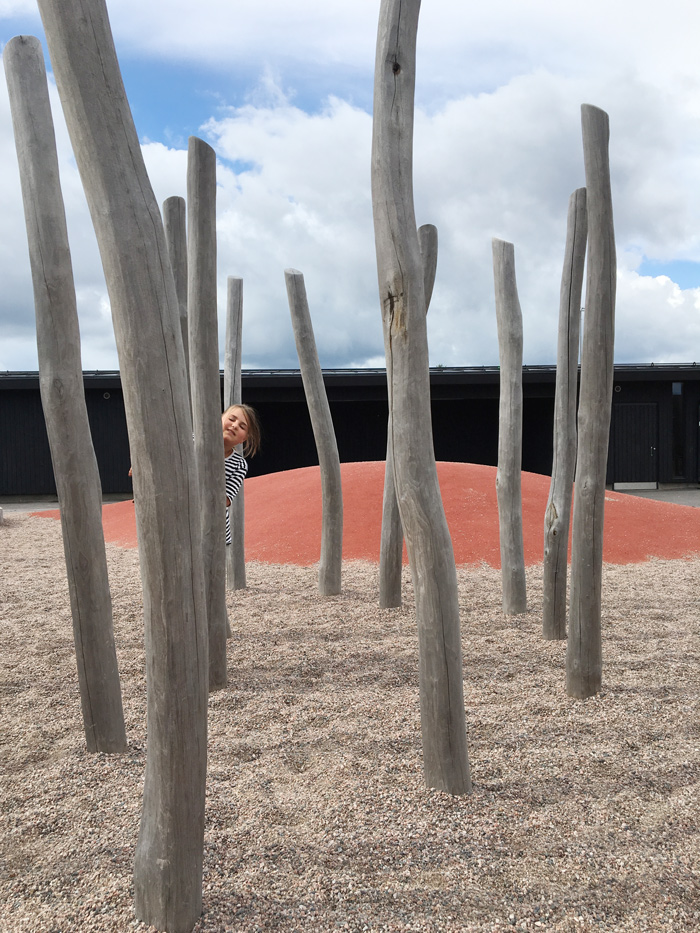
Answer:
32, 461, 700, 567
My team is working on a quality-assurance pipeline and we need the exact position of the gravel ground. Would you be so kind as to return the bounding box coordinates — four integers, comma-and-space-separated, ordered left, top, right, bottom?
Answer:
1, 511, 699, 932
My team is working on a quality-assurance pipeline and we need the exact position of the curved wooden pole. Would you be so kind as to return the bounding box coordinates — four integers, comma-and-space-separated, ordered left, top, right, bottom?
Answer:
187, 136, 227, 692
284, 268, 343, 596
566, 105, 616, 699
543, 188, 587, 640
493, 238, 527, 615
379, 222, 438, 608
35, 2, 208, 929
372, 0, 470, 794
224, 276, 246, 591
4, 34, 126, 755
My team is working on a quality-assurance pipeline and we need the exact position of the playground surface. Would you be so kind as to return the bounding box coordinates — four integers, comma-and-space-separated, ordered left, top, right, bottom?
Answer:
2, 509, 699, 931
3, 465, 700, 931
30, 460, 700, 566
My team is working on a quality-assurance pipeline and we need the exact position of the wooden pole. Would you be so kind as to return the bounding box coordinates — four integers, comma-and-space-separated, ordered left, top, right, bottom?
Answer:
379, 222, 438, 608
492, 238, 527, 615
187, 136, 228, 692
566, 105, 616, 699
372, 0, 470, 794
163, 195, 190, 406
4, 34, 126, 755
543, 188, 587, 640
284, 269, 343, 596
224, 276, 246, 590
35, 2, 208, 929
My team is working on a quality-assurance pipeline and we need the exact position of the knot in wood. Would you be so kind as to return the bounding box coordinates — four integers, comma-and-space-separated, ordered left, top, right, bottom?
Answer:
392, 61, 401, 75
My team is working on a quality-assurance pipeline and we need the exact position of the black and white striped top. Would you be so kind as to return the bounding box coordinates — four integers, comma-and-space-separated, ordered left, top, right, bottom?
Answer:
225, 449, 248, 545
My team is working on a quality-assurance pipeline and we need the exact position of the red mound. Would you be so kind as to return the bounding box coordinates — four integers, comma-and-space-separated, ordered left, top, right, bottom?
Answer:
32, 461, 700, 567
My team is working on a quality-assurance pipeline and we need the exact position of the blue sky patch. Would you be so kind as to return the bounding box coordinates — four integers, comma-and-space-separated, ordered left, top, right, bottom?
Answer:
638, 259, 700, 290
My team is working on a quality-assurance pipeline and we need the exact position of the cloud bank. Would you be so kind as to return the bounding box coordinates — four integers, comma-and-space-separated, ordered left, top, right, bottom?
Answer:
2, 1, 700, 370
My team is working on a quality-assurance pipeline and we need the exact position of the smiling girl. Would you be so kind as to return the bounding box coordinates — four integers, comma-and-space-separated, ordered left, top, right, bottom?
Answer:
222, 403, 260, 545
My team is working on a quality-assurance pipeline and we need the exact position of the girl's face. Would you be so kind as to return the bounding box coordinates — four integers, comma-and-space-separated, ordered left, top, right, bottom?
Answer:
222, 406, 249, 452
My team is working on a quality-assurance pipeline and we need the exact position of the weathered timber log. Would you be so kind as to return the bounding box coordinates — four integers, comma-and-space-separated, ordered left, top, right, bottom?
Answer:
187, 136, 228, 692
4, 34, 126, 755
284, 269, 343, 596
163, 195, 190, 405
492, 238, 527, 615
224, 276, 246, 590
379, 222, 438, 609
566, 105, 616, 699
543, 188, 587, 640
372, 0, 471, 794
36, 2, 208, 930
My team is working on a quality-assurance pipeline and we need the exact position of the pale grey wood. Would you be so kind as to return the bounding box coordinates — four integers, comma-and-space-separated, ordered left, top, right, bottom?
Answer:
379, 222, 438, 609
418, 223, 438, 310
493, 238, 527, 615
187, 136, 228, 691
163, 195, 190, 406
4, 34, 126, 755
35, 3, 208, 930
224, 276, 246, 591
566, 105, 617, 699
372, 0, 471, 795
284, 269, 343, 595
543, 188, 587, 640
378, 436, 403, 608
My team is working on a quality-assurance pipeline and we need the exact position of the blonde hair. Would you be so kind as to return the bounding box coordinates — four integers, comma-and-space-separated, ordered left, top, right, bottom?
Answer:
224, 403, 260, 457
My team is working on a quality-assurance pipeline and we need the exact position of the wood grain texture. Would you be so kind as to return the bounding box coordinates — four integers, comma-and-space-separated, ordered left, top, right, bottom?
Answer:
379, 222, 438, 609
187, 136, 228, 691
163, 195, 191, 408
567, 105, 617, 699
285, 269, 343, 596
543, 188, 587, 640
4, 34, 126, 755
372, 0, 470, 794
35, 2, 208, 929
224, 276, 246, 591
492, 238, 527, 615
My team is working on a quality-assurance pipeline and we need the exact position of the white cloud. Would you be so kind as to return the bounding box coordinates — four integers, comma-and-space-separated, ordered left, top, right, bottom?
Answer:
2, 2, 700, 370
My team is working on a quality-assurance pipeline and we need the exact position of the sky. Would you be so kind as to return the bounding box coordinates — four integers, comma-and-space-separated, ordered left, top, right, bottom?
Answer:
2, 0, 700, 372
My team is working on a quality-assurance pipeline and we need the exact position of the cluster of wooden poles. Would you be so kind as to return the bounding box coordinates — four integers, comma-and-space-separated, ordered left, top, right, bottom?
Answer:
493, 104, 616, 700
4, 0, 615, 930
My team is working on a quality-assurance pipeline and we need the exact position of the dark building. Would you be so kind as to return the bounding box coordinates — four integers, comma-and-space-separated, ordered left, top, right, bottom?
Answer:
1, 364, 699, 496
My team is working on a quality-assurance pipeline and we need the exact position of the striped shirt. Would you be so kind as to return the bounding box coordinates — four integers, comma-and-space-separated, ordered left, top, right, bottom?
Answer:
225, 449, 248, 545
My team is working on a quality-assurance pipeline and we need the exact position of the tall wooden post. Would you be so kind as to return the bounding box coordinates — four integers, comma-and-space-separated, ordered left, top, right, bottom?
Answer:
566, 105, 616, 699
543, 188, 587, 640
379, 222, 438, 608
36, 2, 208, 930
163, 195, 190, 405
492, 238, 527, 615
224, 276, 246, 590
284, 268, 343, 596
4, 34, 126, 755
187, 136, 228, 691
372, 0, 470, 794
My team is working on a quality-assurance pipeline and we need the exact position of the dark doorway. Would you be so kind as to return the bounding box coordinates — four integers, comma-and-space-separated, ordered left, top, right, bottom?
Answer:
610, 402, 658, 483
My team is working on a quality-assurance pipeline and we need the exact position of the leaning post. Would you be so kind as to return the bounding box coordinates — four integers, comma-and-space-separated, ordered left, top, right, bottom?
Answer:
163, 195, 191, 406
372, 0, 471, 794
4, 34, 126, 755
566, 105, 616, 699
36, 2, 208, 929
284, 268, 343, 596
543, 188, 587, 640
224, 276, 246, 590
379, 222, 438, 608
187, 135, 228, 691
492, 238, 527, 615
